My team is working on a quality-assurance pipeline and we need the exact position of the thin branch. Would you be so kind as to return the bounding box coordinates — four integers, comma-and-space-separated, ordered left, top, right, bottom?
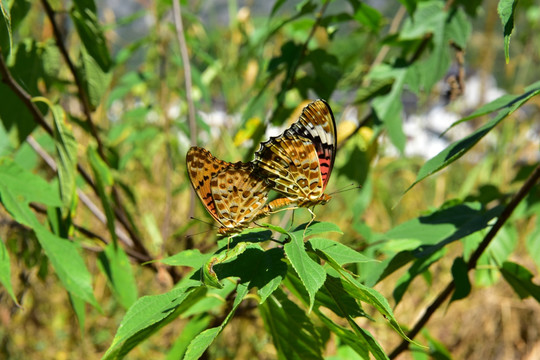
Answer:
171, 0, 197, 147
172, 0, 197, 220
40, 0, 106, 159
389, 163, 540, 359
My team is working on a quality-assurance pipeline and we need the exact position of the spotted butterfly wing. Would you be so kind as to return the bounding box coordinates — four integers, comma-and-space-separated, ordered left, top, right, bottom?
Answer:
253, 99, 336, 207
186, 147, 271, 235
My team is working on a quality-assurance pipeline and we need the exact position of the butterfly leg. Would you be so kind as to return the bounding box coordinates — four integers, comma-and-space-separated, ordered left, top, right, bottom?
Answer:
302, 207, 317, 238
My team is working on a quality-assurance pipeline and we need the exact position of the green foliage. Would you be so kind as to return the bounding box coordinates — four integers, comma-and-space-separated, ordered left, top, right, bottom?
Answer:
1, 0, 540, 359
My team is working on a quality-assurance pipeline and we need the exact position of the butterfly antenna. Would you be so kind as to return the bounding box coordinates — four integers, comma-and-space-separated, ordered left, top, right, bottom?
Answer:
182, 217, 219, 237
183, 228, 214, 237
190, 216, 219, 229
328, 183, 362, 196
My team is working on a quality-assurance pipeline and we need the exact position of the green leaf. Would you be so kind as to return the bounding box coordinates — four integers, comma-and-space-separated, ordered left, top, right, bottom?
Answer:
159, 249, 212, 268
182, 281, 236, 318
184, 284, 249, 360
0, 158, 62, 209
0, 0, 12, 56
345, 320, 390, 360
384, 202, 500, 258
284, 229, 326, 311
525, 220, 540, 270
370, 62, 408, 153
444, 81, 540, 132
80, 45, 112, 109
450, 257, 471, 303
260, 287, 323, 360
398, 0, 416, 15
319, 276, 366, 318
475, 224, 518, 287
454, 0, 483, 17
409, 84, 540, 190
315, 311, 370, 359
0, 81, 37, 147
302, 49, 341, 100
166, 314, 211, 360
0, 40, 48, 146
51, 104, 78, 214
337, 270, 411, 343
401, 2, 470, 93
292, 221, 343, 237
0, 172, 97, 311
400, 2, 446, 40
0, 236, 17, 304
423, 7, 470, 92
393, 248, 446, 305
87, 146, 117, 244
210, 244, 287, 304
69, 293, 86, 335
420, 329, 453, 360
368, 251, 416, 287
308, 237, 375, 266
500, 261, 540, 301
70, 0, 111, 71
103, 286, 206, 360
497, 0, 518, 63
352, 3, 382, 31
98, 243, 138, 309
270, 0, 287, 17
34, 224, 99, 308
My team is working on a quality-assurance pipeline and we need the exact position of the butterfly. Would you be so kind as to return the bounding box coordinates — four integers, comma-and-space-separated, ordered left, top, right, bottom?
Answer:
186, 147, 273, 236
253, 99, 337, 209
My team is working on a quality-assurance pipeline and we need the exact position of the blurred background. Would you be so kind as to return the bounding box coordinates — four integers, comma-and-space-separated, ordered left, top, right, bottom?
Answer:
1, 0, 539, 358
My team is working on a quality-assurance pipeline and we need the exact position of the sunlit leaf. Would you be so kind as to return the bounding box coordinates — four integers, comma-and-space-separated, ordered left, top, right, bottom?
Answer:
370, 62, 408, 153
308, 237, 374, 266
409, 83, 540, 190
104, 286, 206, 360
158, 249, 211, 268
497, 0, 518, 63
98, 243, 138, 309
0, 237, 17, 304
184, 284, 248, 360
166, 314, 211, 360
34, 224, 99, 308
284, 229, 326, 311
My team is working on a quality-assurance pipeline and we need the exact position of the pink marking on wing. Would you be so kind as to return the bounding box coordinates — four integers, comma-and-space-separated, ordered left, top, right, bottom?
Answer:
319, 155, 333, 189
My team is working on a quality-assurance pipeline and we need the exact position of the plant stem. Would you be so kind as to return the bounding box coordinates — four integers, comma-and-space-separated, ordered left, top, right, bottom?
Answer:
172, 0, 197, 221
